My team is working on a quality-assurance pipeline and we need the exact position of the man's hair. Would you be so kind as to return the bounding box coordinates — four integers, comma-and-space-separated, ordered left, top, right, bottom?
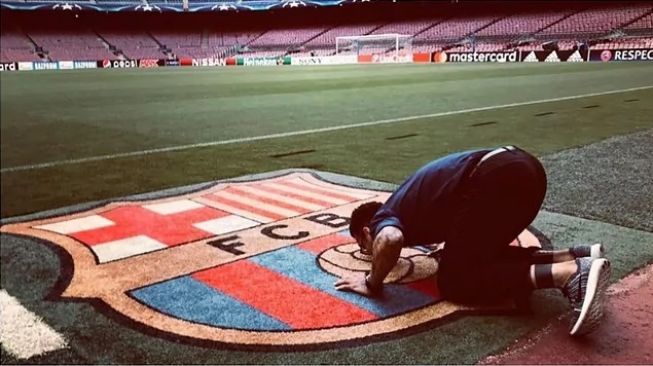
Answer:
349, 201, 383, 238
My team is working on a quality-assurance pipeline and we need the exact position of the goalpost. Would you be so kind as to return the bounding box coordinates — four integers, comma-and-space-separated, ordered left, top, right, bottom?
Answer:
335, 34, 413, 63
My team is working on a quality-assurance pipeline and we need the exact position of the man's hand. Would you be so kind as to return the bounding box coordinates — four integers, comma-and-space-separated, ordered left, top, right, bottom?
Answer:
334, 272, 374, 297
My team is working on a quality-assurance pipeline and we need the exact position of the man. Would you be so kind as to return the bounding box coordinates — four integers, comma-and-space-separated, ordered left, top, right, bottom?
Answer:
335, 146, 610, 336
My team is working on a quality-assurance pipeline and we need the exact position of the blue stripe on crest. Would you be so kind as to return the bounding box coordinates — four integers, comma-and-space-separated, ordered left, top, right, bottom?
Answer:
130, 276, 290, 330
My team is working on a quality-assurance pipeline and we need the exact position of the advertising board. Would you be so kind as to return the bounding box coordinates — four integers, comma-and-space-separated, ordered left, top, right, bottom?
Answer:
74, 61, 98, 69
33, 62, 59, 70
99, 59, 138, 68
290, 55, 357, 65
138, 59, 161, 68
520, 50, 587, 62
192, 58, 227, 67
240, 57, 290, 66
59, 61, 74, 70
590, 49, 653, 62
0, 62, 18, 71
443, 50, 520, 63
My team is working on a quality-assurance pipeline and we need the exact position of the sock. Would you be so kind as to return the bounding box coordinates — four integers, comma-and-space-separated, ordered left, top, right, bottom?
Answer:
569, 245, 591, 258
560, 259, 581, 291
533, 263, 555, 288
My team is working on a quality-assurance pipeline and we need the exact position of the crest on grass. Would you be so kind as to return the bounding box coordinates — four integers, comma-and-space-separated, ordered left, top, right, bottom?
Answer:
0, 171, 548, 348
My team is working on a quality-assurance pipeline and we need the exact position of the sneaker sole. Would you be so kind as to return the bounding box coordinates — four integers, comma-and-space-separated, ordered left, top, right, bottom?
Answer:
569, 258, 611, 336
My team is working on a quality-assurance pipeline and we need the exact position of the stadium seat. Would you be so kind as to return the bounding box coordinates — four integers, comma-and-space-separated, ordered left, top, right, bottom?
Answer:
1, 3, 651, 62
0, 30, 41, 62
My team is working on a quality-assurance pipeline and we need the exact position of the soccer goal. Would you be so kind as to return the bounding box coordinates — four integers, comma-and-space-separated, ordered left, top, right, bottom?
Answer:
335, 34, 413, 63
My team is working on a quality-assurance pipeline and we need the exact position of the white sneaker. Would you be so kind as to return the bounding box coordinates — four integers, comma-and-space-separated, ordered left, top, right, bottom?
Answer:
562, 257, 611, 336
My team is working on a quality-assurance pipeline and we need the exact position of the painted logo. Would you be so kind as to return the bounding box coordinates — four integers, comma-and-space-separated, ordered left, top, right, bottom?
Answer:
600, 50, 613, 62
433, 51, 448, 63
0, 172, 546, 348
138, 59, 160, 68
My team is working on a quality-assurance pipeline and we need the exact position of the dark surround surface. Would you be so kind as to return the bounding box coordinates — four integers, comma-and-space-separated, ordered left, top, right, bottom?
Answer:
542, 129, 653, 233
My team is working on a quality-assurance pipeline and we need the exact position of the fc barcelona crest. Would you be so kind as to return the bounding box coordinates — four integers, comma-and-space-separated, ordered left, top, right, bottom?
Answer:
0, 171, 547, 348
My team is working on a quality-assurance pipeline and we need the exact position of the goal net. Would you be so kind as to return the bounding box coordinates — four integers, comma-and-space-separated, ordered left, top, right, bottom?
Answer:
335, 34, 413, 63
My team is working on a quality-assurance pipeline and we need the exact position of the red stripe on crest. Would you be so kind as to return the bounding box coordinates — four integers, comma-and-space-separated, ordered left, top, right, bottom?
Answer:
254, 184, 335, 207
279, 180, 360, 202
194, 261, 377, 329
406, 278, 441, 299
297, 233, 353, 254
225, 186, 310, 215
202, 193, 286, 221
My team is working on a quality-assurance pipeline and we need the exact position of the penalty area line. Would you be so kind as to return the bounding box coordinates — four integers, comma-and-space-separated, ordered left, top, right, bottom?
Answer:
2, 85, 652, 173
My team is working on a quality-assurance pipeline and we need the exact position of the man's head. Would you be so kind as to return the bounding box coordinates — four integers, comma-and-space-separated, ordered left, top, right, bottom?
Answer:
349, 201, 383, 255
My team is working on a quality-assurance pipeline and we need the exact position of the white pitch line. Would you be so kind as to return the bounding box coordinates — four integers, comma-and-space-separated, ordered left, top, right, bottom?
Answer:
0, 289, 67, 360
2, 85, 651, 173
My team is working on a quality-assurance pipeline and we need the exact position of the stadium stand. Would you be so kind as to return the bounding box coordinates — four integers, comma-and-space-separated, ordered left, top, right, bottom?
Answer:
515, 40, 580, 51
592, 37, 653, 49
303, 24, 378, 48
151, 30, 261, 58
624, 12, 653, 30
209, 32, 261, 51
97, 31, 166, 59
29, 30, 115, 60
234, 50, 286, 57
474, 11, 571, 37
414, 16, 501, 42
0, 30, 41, 62
369, 20, 439, 37
0, 2, 651, 62
247, 26, 325, 48
446, 42, 509, 52
537, 5, 651, 36
411, 43, 450, 53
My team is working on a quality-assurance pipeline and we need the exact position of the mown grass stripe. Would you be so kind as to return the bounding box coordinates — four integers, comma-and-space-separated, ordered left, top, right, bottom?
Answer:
1, 85, 651, 174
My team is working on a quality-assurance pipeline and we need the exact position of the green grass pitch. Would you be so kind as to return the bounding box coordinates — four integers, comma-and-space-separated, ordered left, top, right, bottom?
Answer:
2, 62, 652, 217
1, 62, 652, 364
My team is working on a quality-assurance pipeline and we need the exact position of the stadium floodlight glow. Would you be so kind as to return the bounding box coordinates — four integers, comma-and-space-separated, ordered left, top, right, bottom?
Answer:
335, 34, 413, 63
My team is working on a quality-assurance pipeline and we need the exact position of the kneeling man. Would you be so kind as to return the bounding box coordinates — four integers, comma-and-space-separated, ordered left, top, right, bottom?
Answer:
335, 146, 610, 336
